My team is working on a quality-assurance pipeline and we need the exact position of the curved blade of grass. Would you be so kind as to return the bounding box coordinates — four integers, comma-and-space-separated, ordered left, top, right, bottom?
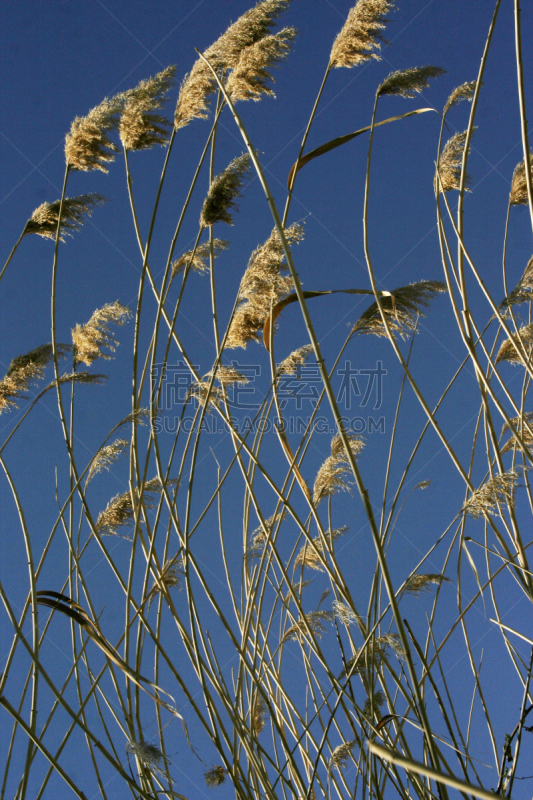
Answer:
368, 742, 502, 800
286, 109, 436, 189
35, 591, 180, 717
263, 288, 392, 351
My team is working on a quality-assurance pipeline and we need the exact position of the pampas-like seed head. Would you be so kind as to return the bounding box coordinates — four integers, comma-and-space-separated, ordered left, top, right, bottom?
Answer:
501, 412, 533, 454
329, 741, 356, 771
86, 439, 128, 487
226, 27, 297, 102
443, 80, 477, 116
435, 130, 472, 194
200, 154, 251, 227
284, 610, 334, 642
340, 634, 405, 679
208, 364, 249, 386
126, 740, 167, 778
0, 343, 71, 413
187, 379, 223, 410
25, 194, 105, 241
500, 255, 533, 308
96, 477, 171, 537
403, 573, 450, 596
463, 470, 521, 518
175, 0, 292, 128
120, 66, 176, 151
496, 323, 533, 366
510, 153, 533, 206
277, 344, 314, 375
378, 65, 445, 98
332, 598, 361, 626
252, 694, 268, 734
329, 0, 394, 69
171, 239, 229, 279
246, 511, 285, 560
65, 95, 124, 172
158, 556, 185, 592
313, 434, 364, 505
72, 302, 131, 366
351, 281, 446, 339
363, 690, 386, 718
226, 222, 304, 349
295, 527, 348, 571
204, 766, 227, 788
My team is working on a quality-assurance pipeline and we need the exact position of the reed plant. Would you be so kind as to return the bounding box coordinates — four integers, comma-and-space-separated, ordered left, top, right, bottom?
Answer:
2, 1, 533, 798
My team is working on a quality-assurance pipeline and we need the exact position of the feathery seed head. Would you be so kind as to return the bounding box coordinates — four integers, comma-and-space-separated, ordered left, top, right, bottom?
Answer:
204, 766, 227, 788
329, 741, 356, 771
226, 27, 297, 102
65, 95, 124, 172
363, 691, 386, 718
284, 610, 334, 642
496, 323, 533, 366
403, 573, 450, 596
443, 80, 477, 116
252, 694, 268, 734
25, 194, 105, 241
72, 302, 131, 367
208, 364, 249, 386
351, 281, 446, 339
246, 511, 285, 560
501, 412, 533, 454
226, 304, 264, 349
86, 439, 128, 487
96, 477, 172, 536
187, 379, 223, 410
175, 0, 292, 128
295, 527, 348, 571
313, 435, 364, 505
120, 66, 176, 151
510, 153, 533, 206
329, 0, 394, 69
277, 344, 314, 376
340, 634, 404, 679
463, 470, 521, 518
332, 599, 361, 626
200, 154, 251, 227
500, 255, 533, 308
56, 372, 107, 389
126, 740, 166, 778
158, 556, 186, 592
378, 65, 445, 98
172, 239, 229, 279
226, 222, 304, 348
0, 343, 71, 413
435, 130, 472, 194
415, 480, 431, 490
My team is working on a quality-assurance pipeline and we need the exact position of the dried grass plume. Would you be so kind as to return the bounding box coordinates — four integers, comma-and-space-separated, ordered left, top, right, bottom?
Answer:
378, 65, 445, 98
171, 239, 229, 279
200, 154, 251, 227
120, 66, 176, 151
0, 343, 71, 413
72, 302, 131, 366
351, 281, 446, 339
25, 194, 105, 241
226, 27, 297, 101
313, 435, 364, 505
329, 0, 394, 69
435, 130, 472, 194
65, 95, 124, 172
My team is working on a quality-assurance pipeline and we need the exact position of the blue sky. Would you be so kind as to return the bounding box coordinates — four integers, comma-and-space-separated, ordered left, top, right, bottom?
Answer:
1, 1, 533, 798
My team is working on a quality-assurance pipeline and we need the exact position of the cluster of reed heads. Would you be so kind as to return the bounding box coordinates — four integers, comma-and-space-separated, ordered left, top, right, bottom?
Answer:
3, 1, 533, 799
